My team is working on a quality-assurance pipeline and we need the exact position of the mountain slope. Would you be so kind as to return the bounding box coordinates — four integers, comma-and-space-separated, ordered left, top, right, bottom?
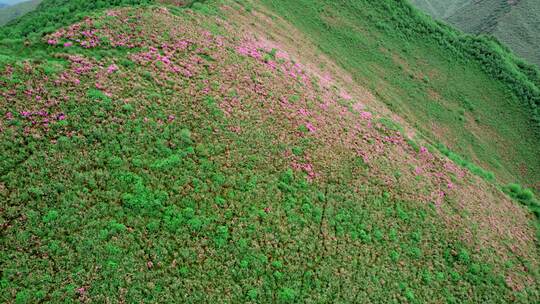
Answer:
408, 0, 470, 19
259, 0, 540, 192
0, 0, 40, 26
0, 0, 539, 303
411, 0, 540, 67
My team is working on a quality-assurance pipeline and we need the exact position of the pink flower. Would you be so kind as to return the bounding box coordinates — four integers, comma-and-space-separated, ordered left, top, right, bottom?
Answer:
20, 111, 31, 118
340, 90, 352, 100
168, 115, 175, 122
447, 182, 454, 189
64, 42, 73, 47
57, 113, 66, 121
298, 108, 309, 117
47, 39, 58, 45
360, 111, 372, 120
107, 64, 119, 74
5, 112, 13, 120
420, 146, 428, 154
306, 122, 316, 133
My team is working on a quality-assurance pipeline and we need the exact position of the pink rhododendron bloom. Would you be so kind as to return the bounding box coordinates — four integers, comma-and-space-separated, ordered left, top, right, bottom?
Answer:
57, 113, 66, 121
64, 42, 73, 47
107, 64, 119, 74
420, 146, 428, 154
448, 182, 454, 189
298, 108, 309, 117
168, 115, 175, 122
47, 39, 58, 45
20, 111, 31, 117
306, 122, 316, 133
360, 111, 372, 120
340, 90, 352, 100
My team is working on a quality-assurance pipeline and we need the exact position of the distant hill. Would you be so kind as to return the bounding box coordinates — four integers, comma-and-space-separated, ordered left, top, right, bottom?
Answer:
410, 0, 540, 66
409, 0, 470, 19
0, 0, 40, 26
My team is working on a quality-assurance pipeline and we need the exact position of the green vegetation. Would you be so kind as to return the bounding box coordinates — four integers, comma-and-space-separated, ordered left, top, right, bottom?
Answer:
0, 0, 539, 302
502, 182, 540, 241
435, 143, 494, 181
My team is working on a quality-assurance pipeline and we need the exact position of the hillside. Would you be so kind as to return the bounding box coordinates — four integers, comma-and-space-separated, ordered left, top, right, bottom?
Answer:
408, 0, 470, 19
0, 0, 40, 26
0, 0, 539, 303
410, 0, 540, 67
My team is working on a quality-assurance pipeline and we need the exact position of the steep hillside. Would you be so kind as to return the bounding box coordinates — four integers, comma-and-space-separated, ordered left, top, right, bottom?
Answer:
0, 0, 539, 303
411, 0, 540, 66
0, 0, 41, 26
261, 0, 540, 192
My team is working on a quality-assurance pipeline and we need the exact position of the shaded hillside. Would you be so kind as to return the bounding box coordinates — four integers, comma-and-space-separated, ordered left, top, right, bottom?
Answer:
411, 0, 540, 66
408, 0, 470, 19
0, 0, 41, 26
0, 0, 539, 303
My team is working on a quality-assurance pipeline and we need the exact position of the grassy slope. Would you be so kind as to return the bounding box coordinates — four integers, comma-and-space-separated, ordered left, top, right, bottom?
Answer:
260, 0, 540, 191
0, 0, 41, 26
0, 0, 539, 303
